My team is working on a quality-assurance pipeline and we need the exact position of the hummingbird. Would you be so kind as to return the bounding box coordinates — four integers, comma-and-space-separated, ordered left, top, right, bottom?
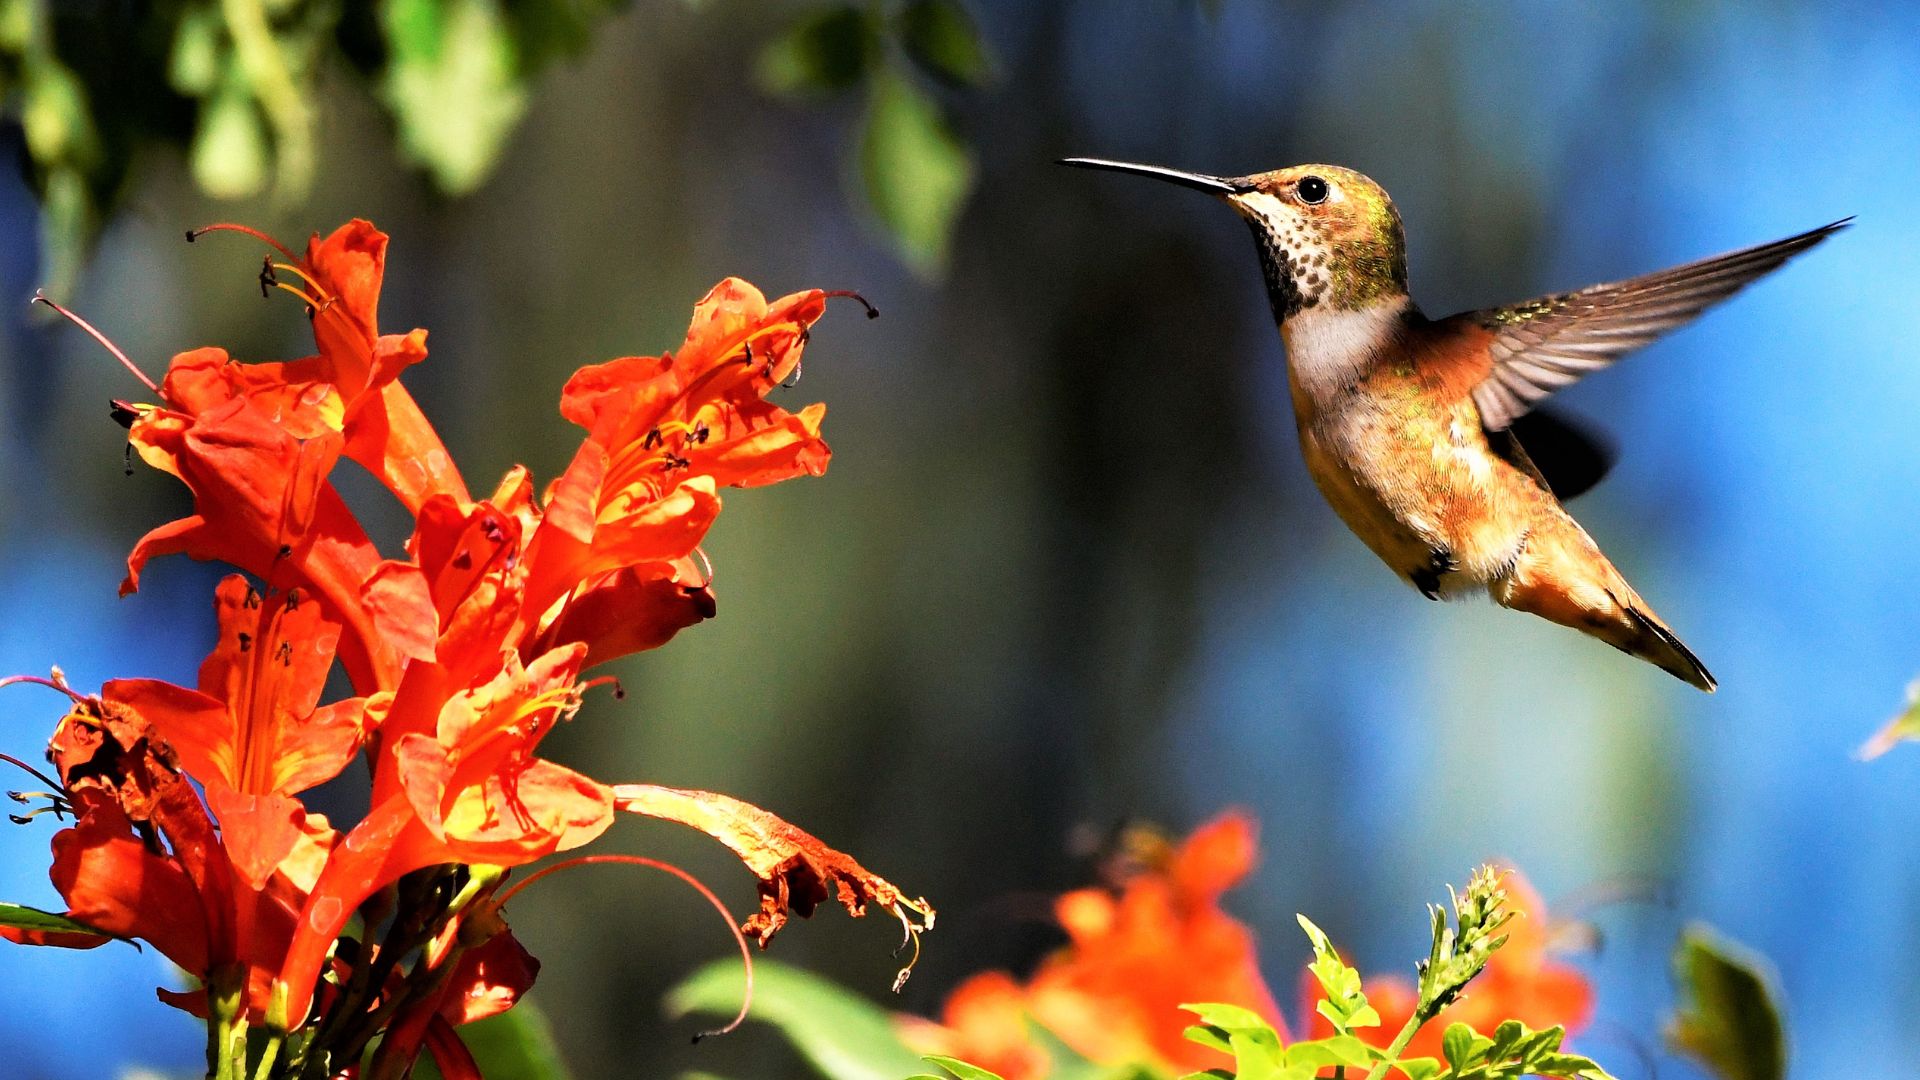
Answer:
1062, 156, 1848, 691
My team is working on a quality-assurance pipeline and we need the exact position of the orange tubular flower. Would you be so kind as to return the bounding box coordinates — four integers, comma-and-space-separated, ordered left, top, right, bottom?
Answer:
1028, 811, 1285, 1071
1300, 868, 1594, 1061
178, 221, 469, 512
7, 221, 922, 1079
903, 812, 1283, 1076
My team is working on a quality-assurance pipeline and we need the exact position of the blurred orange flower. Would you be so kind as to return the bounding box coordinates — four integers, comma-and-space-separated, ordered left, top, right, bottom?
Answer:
902, 810, 1284, 1075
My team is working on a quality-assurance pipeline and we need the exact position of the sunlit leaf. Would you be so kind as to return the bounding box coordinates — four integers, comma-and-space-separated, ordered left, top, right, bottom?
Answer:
858, 68, 974, 277
667, 958, 930, 1080
921, 1055, 1007, 1080
757, 5, 879, 97
0, 901, 109, 938
1667, 924, 1787, 1080
898, 0, 990, 87
380, 0, 530, 194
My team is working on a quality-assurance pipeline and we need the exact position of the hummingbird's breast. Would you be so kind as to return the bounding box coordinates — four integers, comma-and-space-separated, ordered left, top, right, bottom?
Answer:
1285, 318, 1538, 593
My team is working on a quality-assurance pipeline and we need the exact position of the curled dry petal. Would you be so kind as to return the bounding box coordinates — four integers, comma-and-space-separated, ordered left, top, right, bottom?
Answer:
611, 784, 932, 954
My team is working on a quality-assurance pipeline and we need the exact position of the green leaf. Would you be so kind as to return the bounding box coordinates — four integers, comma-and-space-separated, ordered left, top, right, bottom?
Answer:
1281, 1034, 1372, 1069
858, 67, 974, 276
1394, 1057, 1443, 1080
1298, 914, 1379, 1032
667, 958, 928, 1080
1666, 924, 1787, 1080
169, 3, 225, 96
454, 1001, 575, 1080
922, 1055, 1006, 1080
380, 0, 529, 194
897, 0, 990, 87
191, 65, 271, 199
756, 5, 880, 97
1441, 1023, 1474, 1071
0, 901, 108, 938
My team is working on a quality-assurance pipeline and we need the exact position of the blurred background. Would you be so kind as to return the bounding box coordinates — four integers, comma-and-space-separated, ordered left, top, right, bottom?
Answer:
1, 1, 1917, 1077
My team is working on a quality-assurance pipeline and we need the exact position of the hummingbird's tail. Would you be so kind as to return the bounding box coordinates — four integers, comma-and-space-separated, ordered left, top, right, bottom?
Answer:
1490, 514, 1717, 692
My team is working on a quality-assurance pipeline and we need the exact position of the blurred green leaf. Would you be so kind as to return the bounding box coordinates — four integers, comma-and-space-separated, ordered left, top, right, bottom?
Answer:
169, 4, 226, 95
0, 901, 109, 938
456, 1001, 576, 1080
381, 0, 529, 194
1859, 676, 1920, 759
858, 68, 974, 277
921, 1055, 1006, 1080
898, 0, 989, 87
192, 67, 272, 199
1667, 924, 1787, 1080
667, 958, 928, 1080
756, 5, 879, 97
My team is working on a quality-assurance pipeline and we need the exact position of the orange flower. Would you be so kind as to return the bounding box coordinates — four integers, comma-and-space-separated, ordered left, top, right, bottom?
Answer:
1026, 811, 1285, 1071
897, 973, 1051, 1080
173, 221, 469, 512
903, 812, 1283, 1076
1300, 868, 1593, 1063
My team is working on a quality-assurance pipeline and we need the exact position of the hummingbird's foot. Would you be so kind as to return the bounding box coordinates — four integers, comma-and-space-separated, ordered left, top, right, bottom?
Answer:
1411, 548, 1459, 601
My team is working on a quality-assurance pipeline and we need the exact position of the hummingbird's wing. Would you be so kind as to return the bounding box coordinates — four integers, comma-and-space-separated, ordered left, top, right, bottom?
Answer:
1504, 407, 1617, 501
1465, 218, 1850, 430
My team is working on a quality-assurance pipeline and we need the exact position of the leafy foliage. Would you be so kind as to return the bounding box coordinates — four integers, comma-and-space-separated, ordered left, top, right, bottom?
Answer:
0, 900, 109, 938
0, 0, 987, 290
669, 958, 933, 1080
759, 1, 990, 275
1417, 866, 1515, 1015
1298, 914, 1381, 1034
1665, 925, 1788, 1080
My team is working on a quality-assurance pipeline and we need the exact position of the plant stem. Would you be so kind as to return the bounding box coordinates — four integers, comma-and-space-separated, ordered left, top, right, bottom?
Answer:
207, 968, 250, 1080
250, 1030, 284, 1080
1363, 1005, 1438, 1080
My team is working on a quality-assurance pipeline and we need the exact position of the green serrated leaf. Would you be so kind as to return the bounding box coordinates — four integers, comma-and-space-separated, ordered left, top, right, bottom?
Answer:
756, 5, 879, 97
922, 1055, 1007, 1080
1666, 924, 1787, 1080
454, 1001, 575, 1080
667, 958, 928, 1080
380, 0, 529, 194
0, 901, 108, 938
897, 0, 990, 87
858, 67, 973, 276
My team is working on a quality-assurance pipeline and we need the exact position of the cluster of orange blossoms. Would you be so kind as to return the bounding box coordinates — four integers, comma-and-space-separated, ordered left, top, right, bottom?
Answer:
903, 812, 1592, 1079
0, 221, 928, 1078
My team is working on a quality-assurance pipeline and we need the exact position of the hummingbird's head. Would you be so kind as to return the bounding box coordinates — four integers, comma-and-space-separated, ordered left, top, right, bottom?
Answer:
1061, 159, 1409, 321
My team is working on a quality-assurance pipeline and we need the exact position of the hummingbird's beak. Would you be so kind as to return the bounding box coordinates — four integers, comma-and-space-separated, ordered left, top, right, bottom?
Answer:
1058, 157, 1248, 196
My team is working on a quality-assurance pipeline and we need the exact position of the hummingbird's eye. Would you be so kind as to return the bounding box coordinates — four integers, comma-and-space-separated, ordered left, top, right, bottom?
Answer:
1296, 176, 1330, 204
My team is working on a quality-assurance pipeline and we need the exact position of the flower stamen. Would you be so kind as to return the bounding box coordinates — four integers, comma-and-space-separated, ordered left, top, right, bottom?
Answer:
30, 292, 160, 395
185, 223, 300, 263
492, 853, 754, 1041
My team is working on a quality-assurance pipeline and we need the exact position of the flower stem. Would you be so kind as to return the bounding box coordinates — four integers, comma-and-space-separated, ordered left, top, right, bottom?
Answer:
250, 1030, 285, 1080
207, 968, 250, 1080
1363, 1004, 1438, 1080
